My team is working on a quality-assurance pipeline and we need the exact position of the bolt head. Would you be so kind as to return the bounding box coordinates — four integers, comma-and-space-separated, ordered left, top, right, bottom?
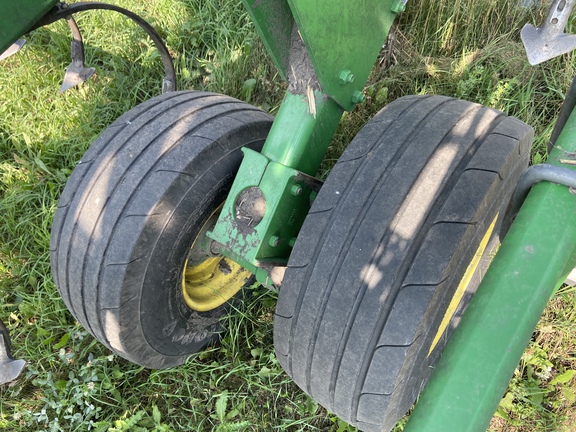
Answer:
391, 0, 406, 14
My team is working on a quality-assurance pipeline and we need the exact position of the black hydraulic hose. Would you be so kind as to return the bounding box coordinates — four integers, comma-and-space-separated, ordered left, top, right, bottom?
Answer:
32, 2, 176, 92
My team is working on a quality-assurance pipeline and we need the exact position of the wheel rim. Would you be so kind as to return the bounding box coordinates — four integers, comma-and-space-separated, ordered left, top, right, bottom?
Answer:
182, 206, 252, 312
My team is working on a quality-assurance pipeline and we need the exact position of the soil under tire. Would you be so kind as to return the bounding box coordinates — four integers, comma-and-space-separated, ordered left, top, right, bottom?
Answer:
274, 95, 533, 431
50, 90, 273, 369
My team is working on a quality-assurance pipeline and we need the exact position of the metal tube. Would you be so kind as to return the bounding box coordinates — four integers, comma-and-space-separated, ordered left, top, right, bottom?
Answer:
261, 91, 343, 176
509, 163, 576, 216
403, 107, 576, 431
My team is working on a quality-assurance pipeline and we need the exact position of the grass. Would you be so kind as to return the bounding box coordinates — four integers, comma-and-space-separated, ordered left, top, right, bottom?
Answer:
1, 0, 576, 430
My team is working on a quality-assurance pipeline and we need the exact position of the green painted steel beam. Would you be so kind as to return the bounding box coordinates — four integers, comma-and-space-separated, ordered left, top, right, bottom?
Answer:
241, 0, 293, 81
0, 0, 58, 55
242, 0, 402, 111
287, 0, 401, 110
261, 91, 344, 175
403, 110, 576, 431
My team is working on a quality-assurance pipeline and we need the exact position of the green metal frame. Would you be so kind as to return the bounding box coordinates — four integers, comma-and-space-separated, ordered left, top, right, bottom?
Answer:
403, 108, 576, 431
208, 91, 344, 284
0, 0, 58, 54
208, 0, 401, 285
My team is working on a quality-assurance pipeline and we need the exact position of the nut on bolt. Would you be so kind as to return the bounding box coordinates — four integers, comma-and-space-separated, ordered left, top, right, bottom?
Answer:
291, 184, 303, 196
391, 0, 406, 14
338, 69, 355, 85
352, 90, 366, 104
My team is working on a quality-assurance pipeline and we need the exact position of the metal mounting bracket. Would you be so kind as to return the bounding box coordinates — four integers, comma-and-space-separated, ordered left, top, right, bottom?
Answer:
509, 163, 576, 216
521, 0, 576, 65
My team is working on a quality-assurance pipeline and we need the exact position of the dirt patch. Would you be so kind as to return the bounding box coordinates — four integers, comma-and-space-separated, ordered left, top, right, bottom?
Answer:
287, 25, 320, 95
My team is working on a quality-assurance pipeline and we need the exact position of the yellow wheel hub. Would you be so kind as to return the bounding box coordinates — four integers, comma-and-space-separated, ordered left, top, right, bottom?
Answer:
181, 207, 251, 312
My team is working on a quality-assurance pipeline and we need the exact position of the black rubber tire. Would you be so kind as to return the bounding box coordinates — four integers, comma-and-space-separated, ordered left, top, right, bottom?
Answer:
274, 95, 533, 432
50, 90, 273, 369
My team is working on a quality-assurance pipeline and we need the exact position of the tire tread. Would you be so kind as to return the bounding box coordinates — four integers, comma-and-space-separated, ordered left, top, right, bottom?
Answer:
51, 91, 273, 367
274, 95, 533, 431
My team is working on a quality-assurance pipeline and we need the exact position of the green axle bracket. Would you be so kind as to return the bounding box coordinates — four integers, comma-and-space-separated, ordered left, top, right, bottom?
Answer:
403, 105, 576, 431
208, 0, 403, 285
207, 91, 343, 286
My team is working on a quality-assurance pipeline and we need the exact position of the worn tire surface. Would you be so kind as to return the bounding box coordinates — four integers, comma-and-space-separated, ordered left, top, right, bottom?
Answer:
274, 95, 532, 431
50, 90, 273, 368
